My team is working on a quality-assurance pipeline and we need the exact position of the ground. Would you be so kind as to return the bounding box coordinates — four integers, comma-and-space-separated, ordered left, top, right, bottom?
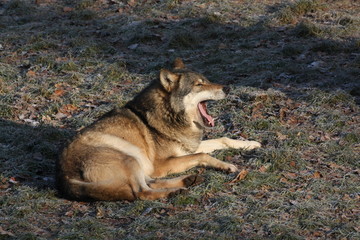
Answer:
0, 0, 359, 239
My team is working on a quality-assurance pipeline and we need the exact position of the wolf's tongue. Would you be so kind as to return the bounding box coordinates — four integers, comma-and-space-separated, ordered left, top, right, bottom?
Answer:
198, 102, 215, 127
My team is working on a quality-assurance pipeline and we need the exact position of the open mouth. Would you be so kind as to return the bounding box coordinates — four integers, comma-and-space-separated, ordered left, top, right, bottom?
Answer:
197, 101, 216, 127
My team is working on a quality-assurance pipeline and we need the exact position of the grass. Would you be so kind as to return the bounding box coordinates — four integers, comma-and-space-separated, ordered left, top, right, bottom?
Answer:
277, 0, 323, 24
0, 0, 359, 239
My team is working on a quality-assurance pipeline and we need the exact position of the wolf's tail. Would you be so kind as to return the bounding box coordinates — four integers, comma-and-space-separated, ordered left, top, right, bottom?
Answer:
57, 177, 136, 201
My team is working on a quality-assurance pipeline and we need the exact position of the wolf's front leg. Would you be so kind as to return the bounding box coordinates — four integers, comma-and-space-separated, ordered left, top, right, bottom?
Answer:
196, 137, 261, 154
151, 153, 238, 178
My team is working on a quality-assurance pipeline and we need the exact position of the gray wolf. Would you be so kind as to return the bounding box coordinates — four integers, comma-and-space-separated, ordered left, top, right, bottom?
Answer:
56, 58, 261, 201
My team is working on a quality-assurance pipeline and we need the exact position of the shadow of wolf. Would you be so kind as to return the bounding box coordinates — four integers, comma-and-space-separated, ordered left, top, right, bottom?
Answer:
57, 58, 261, 201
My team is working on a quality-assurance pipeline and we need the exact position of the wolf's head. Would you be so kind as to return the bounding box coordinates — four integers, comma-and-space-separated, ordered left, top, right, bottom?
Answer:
159, 58, 228, 128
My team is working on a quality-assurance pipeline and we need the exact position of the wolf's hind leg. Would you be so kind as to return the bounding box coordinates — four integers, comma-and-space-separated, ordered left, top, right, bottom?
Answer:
131, 169, 190, 200
196, 137, 261, 153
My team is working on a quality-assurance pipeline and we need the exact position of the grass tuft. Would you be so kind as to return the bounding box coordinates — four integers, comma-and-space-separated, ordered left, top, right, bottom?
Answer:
167, 31, 202, 49
277, 0, 322, 24
294, 20, 323, 37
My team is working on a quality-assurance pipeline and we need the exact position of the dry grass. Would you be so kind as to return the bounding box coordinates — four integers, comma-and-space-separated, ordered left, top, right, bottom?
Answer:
0, 0, 359, 239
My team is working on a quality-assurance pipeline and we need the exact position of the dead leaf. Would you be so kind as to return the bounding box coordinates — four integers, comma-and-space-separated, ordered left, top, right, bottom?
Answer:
9, 177, 18, 184
320, 132, 331, 142
313, 231, 323, 237
259, 165, 267, 173
280, 177, 290, 184
342, 194, 352, 200
65, 210, 74, 217
254, 192, 266, 199
55, 104, 78, 119
279, 108, 287, 122
0, 178, 10, 189
96, 207, 105, 218
59, 104, 78, 114
41, 115, 52, 121
329, 162, 346, 170
54, 112, 67, 119
26, 70, 36, 77
276, 132, 288, 140
228, 169, 249, 183
313, 171, 322, 179
251, 103, 264, 119
287, 116, 300, 125
283, 172, 298, 179
53, 89, 65, 97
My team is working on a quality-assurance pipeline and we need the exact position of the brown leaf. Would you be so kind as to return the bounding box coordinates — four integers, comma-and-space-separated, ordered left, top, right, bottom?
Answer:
259, 165, 267, 173
305, 194, 312, 199
313, 231, 323, 237
279, 107, 287, 122
9, 177, 18, 184
65, 210, 74, 217
283, 172, 298, 179
287, 116, 300, 125
280, 177, 290, 184
56, 104, 78, 119
251, 103, 264, 119
276, 132, 288, 140
54, 89, 66, 97
254, 192, 266, 199
26, 70, 36, 77
329, 162, 346, 170
313, 171, 323, 179
228, 169, 249, 183
59, 104, 78, 114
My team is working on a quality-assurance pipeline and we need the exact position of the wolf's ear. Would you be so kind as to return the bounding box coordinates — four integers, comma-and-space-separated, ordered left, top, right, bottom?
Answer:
160, 69, 180, 92
174, 58, 185, 69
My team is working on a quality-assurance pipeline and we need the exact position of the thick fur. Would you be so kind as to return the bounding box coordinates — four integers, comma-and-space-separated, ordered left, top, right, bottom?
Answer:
56, 58, 261, 201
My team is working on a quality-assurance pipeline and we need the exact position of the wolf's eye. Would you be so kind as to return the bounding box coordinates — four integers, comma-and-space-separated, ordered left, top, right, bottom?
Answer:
196, 79, 204, 86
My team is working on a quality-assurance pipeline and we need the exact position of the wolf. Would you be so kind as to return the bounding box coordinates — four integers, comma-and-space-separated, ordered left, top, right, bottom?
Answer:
56, 58, 261, 201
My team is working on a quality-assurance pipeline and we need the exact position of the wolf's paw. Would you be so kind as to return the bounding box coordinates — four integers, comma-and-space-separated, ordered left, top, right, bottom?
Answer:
244, 141, 261, 150
168, 188, 188, 198
224, 163, 239, 173
183, 175, 204, 187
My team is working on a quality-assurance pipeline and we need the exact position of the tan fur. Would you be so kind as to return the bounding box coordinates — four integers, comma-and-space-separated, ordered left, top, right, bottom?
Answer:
56, 58, 261, 201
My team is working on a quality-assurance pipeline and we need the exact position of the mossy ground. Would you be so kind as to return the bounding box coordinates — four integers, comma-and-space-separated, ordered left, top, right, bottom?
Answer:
0, 0, 359, 239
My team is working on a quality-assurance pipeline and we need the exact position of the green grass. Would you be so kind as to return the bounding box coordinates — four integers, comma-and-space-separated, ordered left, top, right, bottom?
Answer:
0, 0, 359, 239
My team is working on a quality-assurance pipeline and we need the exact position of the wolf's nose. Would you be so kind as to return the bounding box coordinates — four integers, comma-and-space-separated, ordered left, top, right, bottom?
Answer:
223, 86, 230, 95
